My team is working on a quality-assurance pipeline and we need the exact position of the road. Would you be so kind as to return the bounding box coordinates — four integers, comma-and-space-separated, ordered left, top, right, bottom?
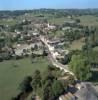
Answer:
40, 35, 74, 75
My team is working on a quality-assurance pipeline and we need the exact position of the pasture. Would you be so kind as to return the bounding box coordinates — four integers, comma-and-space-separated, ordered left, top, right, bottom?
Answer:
0, 57, 49, 100
76, 15, 98, 27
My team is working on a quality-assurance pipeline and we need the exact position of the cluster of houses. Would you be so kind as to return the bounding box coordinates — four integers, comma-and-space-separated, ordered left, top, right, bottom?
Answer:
11, 23, 57, 57
14, 42, 43, 56
46, 37, 69, 60
59, 82, 98, 100
0, 14, 81, 62
0, 19, 67, 61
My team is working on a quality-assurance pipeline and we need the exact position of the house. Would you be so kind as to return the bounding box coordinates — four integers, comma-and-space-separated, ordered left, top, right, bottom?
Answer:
47, 39, 60, 46
32, 32, 39, 37
47, 23, 56, 29
59, 82, 98, 100
59, 92, 75, 100
64, 20, 77, 27
75, 82, 98, 100
15, 42, 42, 56
62, 27, 71, 31
64, 20, 76, 24
44, 23, 56, 30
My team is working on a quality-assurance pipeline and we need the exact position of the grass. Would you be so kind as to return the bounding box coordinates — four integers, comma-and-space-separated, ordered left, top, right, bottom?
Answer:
70, 39, 85, 50
76, 15, 98, 27
93, 46, 98, 51
48, 17, 72, 25
66, 38, 85, 50
48, 15, 98, 26
0, 19, 17, 26
48, 30, 64, 38
0, 57, 49, 100
89, 71, 98, 84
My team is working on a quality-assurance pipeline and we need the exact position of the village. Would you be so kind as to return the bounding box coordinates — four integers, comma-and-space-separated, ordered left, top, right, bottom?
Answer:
0, 14, 82, 61
0, 9, 98, 100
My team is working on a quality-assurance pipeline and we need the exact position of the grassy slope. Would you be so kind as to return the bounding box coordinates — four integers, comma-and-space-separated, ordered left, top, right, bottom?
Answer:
0, 57, 49, 100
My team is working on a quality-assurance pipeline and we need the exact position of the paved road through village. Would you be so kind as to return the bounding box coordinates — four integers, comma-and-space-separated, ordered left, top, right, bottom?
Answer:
40, 35, 74, 76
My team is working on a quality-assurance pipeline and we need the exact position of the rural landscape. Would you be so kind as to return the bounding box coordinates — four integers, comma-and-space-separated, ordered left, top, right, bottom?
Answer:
0, 0, 98, 100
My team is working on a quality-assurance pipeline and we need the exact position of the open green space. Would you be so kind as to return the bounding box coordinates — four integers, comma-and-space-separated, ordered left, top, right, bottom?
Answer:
76, 15, 98, 26
0, 57, 49, 100
65, 38, 85, 50
69, 38, 85, 50
0, 19, 17, 26
93, 46, 98, 51
48, 17, 72, 24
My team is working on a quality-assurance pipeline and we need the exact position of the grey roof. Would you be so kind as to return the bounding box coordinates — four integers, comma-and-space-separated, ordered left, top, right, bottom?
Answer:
75, 83, 98, 100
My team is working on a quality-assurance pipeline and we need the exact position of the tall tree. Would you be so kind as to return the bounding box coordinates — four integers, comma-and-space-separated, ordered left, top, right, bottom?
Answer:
32, 70, 42, 89
69, 54, 92, 81
52, 80, 64, 97
19, 76, 32, 93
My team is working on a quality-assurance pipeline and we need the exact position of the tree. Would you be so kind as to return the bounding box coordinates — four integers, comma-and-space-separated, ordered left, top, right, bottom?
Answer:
75, 19, 80, 23
84, 26, 90, 37
42, 69, 55, 85
32, 70, 42, 89
19, 76, 32, 93
31, 47, 34, 52
43, 49, 48, 57
69, 54, 92, 81
43, 81, 54, 100
23, 49, 27, 55
52, 80, 64, 97
90, 27, 96, 47
34, 44, 38, 50
42, 79, 64, 100
47, 65, 56, 71
62, 54, 71, 64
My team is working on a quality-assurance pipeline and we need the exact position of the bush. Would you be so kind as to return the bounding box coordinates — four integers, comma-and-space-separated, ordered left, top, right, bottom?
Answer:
0, 57, 3, 62
19, 76, 32, 93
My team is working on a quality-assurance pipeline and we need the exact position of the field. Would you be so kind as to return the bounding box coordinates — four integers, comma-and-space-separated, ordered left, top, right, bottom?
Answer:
69, 38, 85, 50
64, 38, 85, 50
94, 46, 98, 51
31, 13, 72, 25
76, 15, 98, 27
48, 15, 98, 26
0, 57, 49, 100
0, 19, 17, 26
45, 15, 98, 26
48, 17, 72, 25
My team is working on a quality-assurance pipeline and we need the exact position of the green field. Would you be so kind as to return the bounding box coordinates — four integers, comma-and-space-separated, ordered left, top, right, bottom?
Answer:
0, 57, 49, 100
0, 19, 17, 26
93, 46, 98, 51
76, 15, 98, 27
47, 15, 98, 26
64, 38, 85, 50
69, 38, 85, 50
48, 17, 72, 25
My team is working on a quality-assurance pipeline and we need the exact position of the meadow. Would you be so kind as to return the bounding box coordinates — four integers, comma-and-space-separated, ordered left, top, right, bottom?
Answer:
76, 15, 98, 27
0, 57, 49, 100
